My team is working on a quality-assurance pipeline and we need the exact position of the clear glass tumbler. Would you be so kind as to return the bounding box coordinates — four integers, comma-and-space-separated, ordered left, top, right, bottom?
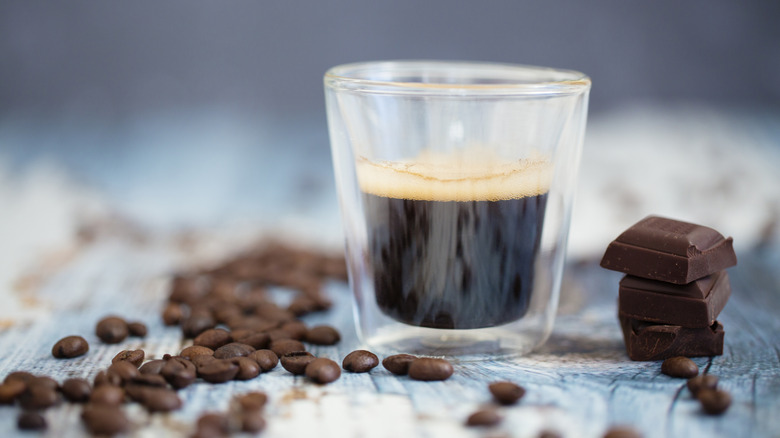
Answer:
324, 60, 590, 360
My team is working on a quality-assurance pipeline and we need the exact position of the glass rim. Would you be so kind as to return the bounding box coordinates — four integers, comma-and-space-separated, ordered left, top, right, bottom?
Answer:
324, 60, 590, 96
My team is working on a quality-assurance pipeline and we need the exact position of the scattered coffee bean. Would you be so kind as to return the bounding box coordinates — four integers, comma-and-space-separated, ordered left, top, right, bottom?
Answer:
17, 411, 47, 431
408, 358, 454, 381
93, 370, 122, 387
214, 342, 256, 359
304, 325, 341, 345
305, 358, 341, 384
161, 357, 197, 389
130, 374, 168, 387
194, 328, 233, 350
198, 359, 240, 383
266, 328, 295, 342
4, 371, 34, 385
249, 349, 279, 372
0, 380, 27, 404
133, 386, 182, 412
81, 405, 129, 435
90, 385, 125, 406
279, 320, 308, 340
19, 385, 59, 410
61, 378, 91, 403
112, 349, 145, 367
698, 389, 731, 415
342, 350, 379, 373
107, 361, 140, 383
235, 392, 268, 411
687, 374, 719, 397
196, 412, 233, 436
382, 354, 417, 375
190, 354, 218, 368
488, 381, 526, 405
181, 345, 216, 359
661, 356, 699, 378
96, 316, 130, 344
182, 312, 217, 338
51, 335, 89, 359
231, 357, 261, 380
139, 359, 167, 375
162, 302, 184, 326
235, 332, 271, 350
241, 410, 267, 433
29, 376, 59, 391
281, 352, 317, 375
465, 408, 502, 427
269, 339, 306, 357
128, 321, 148, 338
603, 426, 642, 438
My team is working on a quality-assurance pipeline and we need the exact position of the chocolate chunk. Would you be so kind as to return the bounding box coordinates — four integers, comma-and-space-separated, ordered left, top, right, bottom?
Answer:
698, 388, 731, 415
342, 350, 379, 373
382, 354, 417, 375
52, 335, 89, 359
619, 271, 731, 327
661, 356, 699, 378
488, 381, 526, 405
619, 315, 724, 361
600, 216, 737, 284
305, 358, 341, 384
465, 408, 502, 427
408, 358, 454, 381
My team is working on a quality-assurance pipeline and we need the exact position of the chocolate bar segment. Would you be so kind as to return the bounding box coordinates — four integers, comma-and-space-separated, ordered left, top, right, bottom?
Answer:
620, 272, 720, 299
618, 271, 731, 327
619, 315, 724, 361
600, 216, 737, 284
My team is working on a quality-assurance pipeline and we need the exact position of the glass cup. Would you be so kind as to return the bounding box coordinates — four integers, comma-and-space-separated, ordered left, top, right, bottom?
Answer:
324, 60, 590, 360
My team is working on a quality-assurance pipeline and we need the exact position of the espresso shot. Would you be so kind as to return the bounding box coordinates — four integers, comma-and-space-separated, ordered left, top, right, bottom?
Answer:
357, 151, 552, 329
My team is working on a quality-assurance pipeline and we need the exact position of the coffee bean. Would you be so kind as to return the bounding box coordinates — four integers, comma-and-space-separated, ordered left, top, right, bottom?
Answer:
235, 392, 268, 411
488, 381, 526, 405
181, 345, 216, 360
128, 321, 148, 338
687, 374, 719, 397
139, 359, 167, 375
408, 358, 454, 381
162, 357, 197, 389
231, 357, 261, 380
96, 316, 130, 344
19, 385, 59, 410
198, 359, 240, 383
603, 426, 642, 438
382, 354, 417, 375
190, 354, 218, 368
29, 376, 59, 391
281, 352, 316, 375
249, 349, 279, 372
304, 325, 341, 345
90, 385, 125, 406
17, 411, 47, 431
93, 370, 122, 387
661, 356, 699, 378
4, 371, 35, 384
52, 335, 89, 358
162, 302, 184, 326
465, 408, 502, 427
269, 339, 306, 357
194, 328, 232, 350
61, 378, 91, 403
81, 405, 129, 435
698, 389, 731, 415
134, 387, 182, 412
280, 320, 308, 340
182, 313, 217, 338
0, 380, 27, 404
108, 360, 140, 383
241, 410, 266, 433
112, 349, 145, 367
266, 328, 295, 342
305, 358, 341, 384
129, 374, 168, 387
342, 350, 379, 373
196, 412, 233, 436
214, 342, 256, 359
234, 332, 271, 350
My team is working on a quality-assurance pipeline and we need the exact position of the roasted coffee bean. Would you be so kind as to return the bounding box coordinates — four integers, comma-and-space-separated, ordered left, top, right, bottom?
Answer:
342, 350, 379, 373
129, 374, 168, 387
19, 385, 59, 410
52, 335, 89, 358
29, 376, 59, 391
196, 412, 233, 436
190, 354, 218, 368
603, 426, 642, 438
235, 392, 268, 411
194, 328, 232, 350
81, 405, 129, 435
408, 358, 454, 381
241, 410, 266, 433
304, 325, 341, 345
139, 359, 167, 375
280, 320, 308, 340
465, 408, 502, 427
162, 302, 184, 326
182, 313, 217, 338
93, 370, 122, 387
61, 378, 91, 403
232, 357, 261, 380
108, 360, 140, 383
4, 371, 35, 384
687, 374, 719, 396
17, 411, 47, 431
112, 349, 145, 367
235, 332, 271, 350
288, 295, 319, 316
128, 321, 148, 338
161, 357, 197, 389
249, 349, 279, 372
281, 352, 316, 375
181, 345, 216, 359
198, 359, 240, 383
489, 381, 526, 405
0, 380, 27, 404
698, 389, 731, 415
96, 316, 130, 344
382, 354, 417, 375
305, 358, 341, 384
90, 385, 125, 406
269, 339, 306, 357
661, 356, 699, 378
133, 387, 182, 412
229, 329, 256, 342
266, 328, 295, 342
214, 342, 256, 359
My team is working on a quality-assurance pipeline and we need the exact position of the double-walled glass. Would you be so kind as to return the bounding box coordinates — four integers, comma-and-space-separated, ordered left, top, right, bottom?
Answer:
325, 61, 590, 360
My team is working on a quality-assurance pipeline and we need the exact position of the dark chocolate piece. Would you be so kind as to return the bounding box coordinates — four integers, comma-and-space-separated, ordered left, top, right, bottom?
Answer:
618, 271, 730, 327
600, 216, 737, 284
619, 315, 724, 361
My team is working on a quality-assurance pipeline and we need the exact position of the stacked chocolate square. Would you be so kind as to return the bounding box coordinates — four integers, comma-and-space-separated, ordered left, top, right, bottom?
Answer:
600, 216, 737, 361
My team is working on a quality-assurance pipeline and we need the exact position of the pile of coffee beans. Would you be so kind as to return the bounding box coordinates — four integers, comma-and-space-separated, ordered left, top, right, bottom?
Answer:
660, 356, 731, 415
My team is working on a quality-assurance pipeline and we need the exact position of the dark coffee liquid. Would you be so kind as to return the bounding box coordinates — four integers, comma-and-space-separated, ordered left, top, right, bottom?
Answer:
358, 155, 550, 329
